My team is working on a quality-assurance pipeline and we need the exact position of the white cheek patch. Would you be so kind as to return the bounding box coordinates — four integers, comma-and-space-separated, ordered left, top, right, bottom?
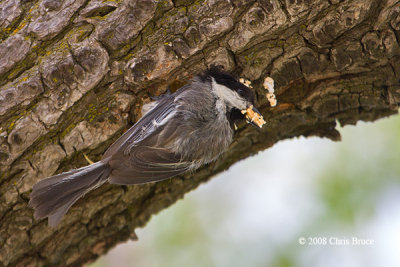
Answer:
211, 78, 247, 110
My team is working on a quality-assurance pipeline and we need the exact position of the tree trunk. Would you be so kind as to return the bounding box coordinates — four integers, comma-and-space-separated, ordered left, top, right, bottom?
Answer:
0, 0, 399, 265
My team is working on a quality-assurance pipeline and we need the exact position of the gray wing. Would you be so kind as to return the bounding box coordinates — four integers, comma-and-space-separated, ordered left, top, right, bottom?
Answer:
108, 146, 190, 184
104, 93, 191, 185
102, 94, 176, 159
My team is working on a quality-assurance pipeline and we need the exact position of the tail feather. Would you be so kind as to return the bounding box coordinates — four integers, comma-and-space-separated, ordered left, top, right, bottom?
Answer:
29, 161, 110, 227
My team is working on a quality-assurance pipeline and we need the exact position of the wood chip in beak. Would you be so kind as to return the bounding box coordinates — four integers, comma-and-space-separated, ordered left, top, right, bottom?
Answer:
241, 105, 266, 128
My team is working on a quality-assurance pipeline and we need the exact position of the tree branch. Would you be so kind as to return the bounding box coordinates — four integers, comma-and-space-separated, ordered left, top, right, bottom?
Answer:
0, 0, 399, 265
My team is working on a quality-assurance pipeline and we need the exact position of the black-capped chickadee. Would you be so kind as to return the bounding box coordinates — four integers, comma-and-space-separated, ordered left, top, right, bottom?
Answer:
29, 67, 266, 226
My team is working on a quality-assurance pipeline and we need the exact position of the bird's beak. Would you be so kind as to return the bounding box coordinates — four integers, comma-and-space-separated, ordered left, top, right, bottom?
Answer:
241, 105, 266, 128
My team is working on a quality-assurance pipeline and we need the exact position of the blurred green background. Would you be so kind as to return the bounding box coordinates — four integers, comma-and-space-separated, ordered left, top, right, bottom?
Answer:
91, 114, 400, 267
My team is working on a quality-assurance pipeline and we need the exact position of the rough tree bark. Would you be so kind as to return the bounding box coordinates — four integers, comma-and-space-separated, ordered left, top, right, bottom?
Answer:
0, 0, 399, 266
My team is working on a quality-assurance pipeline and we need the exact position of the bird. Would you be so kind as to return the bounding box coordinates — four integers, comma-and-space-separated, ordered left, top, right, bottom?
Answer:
29, 67, 266, 226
